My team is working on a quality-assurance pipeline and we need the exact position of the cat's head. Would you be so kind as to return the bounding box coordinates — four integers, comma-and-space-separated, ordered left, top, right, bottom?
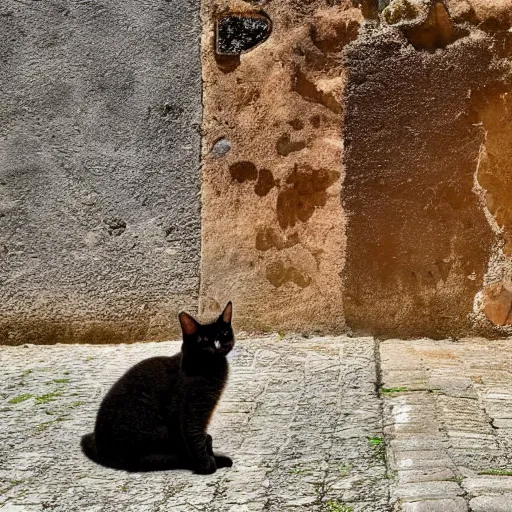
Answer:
178, 302, 234, 356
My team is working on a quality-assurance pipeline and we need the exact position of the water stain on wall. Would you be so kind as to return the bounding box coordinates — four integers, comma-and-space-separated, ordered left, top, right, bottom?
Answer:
276, 165, 340, 229
265, 260, 312, 288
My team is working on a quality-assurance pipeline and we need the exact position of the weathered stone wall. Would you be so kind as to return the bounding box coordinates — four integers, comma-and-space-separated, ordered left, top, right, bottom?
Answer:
1, 0, 512, 344
343, 0, 512, 338
468, 0, 512, 330
343, 1, 510, 338
0, 0, 202, 344
200, 0, 512, 339
342, 0, 512, 338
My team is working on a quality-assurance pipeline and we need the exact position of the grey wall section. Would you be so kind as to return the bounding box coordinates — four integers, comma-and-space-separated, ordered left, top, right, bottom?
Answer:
0, 0, 202, 345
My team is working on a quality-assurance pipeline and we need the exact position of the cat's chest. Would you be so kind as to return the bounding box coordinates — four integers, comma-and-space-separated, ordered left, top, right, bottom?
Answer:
182, 370, 227, 402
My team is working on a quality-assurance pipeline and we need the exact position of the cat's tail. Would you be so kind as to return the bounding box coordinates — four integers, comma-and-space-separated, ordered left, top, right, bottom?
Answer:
80, 432, 186, 472
80, 433, 100, 463
80, 433, 125, 470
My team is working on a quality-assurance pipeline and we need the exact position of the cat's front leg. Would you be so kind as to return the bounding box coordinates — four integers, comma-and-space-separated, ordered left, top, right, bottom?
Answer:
205, 434, 213, 455
205, 433, 232, 468
181, 420, 216, 474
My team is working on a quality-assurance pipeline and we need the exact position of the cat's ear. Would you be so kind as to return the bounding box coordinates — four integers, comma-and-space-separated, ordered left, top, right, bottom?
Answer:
179, 312, 199, 337
220, 301, 232, 325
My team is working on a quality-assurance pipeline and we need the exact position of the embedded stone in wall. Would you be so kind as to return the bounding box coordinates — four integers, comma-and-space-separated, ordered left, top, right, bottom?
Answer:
211, 138, 232, 158
383, 1, 457, 50
381, 0, 424, 24
216, 14, 271, 55
483, 282, 512, 326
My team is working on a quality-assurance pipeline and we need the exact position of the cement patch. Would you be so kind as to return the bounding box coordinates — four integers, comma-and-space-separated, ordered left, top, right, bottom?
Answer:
0, 0, 203, 344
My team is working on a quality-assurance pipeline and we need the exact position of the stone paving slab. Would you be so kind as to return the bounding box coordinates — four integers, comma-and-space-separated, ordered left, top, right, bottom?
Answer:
380, 338, 512, 512
0, 336, 389, 512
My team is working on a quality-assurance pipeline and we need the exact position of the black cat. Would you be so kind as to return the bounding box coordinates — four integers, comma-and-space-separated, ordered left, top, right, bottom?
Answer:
81, 302, 234, 474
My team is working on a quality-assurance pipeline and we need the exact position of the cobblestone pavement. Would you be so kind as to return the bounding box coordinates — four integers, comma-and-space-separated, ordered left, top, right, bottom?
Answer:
0, 336, 387, 512
381, 338, 512, 512
2, 336, 512, 512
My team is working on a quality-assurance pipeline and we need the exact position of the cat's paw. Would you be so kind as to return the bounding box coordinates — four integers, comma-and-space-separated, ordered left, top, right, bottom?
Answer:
194, 456, 217, 475
214, 455, 233, 468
